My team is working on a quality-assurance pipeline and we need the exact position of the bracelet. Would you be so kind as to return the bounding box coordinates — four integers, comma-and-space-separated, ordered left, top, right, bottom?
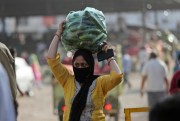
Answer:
55, 33, 60, 39
108, 57, 115, 65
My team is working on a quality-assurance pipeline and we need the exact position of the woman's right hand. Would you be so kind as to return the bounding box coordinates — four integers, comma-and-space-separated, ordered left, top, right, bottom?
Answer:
56, 20, 66, 37
47, 20, 66, 59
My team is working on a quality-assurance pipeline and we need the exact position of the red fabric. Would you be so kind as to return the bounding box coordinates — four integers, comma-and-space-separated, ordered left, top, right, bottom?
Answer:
169, 70, 180, 94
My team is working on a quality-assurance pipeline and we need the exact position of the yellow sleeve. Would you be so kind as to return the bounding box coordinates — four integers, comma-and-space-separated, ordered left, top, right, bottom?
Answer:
46, 53, 72, 87
99, 71, 123, 95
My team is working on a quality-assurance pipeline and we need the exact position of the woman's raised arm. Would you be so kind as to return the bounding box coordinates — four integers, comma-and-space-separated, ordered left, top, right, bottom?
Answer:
102, 43, 122, 74
47, 20, 66, 59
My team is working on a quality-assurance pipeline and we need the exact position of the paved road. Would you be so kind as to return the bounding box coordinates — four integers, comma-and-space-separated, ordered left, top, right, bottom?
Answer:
119, 72, 149, 121
17, 72, 148, 121
17, 85, 59, 121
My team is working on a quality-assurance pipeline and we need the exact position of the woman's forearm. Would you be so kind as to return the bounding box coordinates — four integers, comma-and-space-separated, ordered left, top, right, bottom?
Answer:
47, 21, 65, 59
108, 58, 121, 74
47, 34, 60, 58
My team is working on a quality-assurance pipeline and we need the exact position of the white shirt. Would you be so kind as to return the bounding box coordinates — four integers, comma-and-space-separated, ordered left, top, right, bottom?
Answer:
138, 49, 149, 64
0, 63, 16, 121
142, 59, 168, 92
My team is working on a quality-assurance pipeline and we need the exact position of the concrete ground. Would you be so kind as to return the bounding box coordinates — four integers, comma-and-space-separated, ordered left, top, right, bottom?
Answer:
119, 72, 149, 121
17, 85, 59, 121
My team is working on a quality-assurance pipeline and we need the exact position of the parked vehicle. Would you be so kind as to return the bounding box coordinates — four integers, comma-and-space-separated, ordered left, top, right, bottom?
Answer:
15, 57, 35, 95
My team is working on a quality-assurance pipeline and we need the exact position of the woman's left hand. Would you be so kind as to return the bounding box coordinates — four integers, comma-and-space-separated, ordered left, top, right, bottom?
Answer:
101, 43, 112, 52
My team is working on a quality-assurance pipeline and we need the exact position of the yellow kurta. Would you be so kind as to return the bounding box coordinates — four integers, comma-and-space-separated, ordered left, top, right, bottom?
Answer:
47, 53, 123, 121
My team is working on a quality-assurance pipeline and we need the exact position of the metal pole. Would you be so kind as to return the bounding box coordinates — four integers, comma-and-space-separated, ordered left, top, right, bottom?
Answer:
1, 17, 6, 33
15, 17, 19, 33
142, 0, 147, 43
154, 9, 158, 29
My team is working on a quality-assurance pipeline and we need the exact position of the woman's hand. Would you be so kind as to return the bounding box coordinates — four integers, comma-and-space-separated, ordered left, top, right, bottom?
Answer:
101, 43, 115, 62
101, 42, 121, 74
101, 42, 113, 52
56, 20, 66, 37
47, 20, 66, 59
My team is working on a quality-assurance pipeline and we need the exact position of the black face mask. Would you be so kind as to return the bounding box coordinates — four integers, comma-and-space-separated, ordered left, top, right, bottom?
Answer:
73, 67, 91, 83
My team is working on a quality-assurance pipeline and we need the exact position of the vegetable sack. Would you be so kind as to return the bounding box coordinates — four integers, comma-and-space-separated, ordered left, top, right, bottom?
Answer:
61, 7, 107, 53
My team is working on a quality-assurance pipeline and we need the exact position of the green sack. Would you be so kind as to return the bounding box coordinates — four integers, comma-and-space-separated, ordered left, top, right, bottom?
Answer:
61, 7, 107, 53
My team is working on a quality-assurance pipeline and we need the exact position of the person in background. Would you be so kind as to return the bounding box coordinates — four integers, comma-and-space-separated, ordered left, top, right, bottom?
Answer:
0, 42, 17, 121
140, 51, 169, 108
122, 49, 132, 88
46, 20, 123, 121
29, 53, 43, 88
149, 94, 180, 121
138, 46, 149, 72
173, 52, 180, 72
9, 47, 24, 96
169, 54, 180, 94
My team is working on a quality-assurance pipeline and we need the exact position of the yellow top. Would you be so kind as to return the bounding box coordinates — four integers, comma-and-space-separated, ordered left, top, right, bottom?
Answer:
47, 53, 123, 121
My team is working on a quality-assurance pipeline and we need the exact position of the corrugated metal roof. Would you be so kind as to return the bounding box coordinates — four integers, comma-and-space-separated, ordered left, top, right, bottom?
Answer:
0, 0, 180, 17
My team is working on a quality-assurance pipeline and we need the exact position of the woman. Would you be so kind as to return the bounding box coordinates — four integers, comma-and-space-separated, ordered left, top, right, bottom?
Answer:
46, 20, 123, 121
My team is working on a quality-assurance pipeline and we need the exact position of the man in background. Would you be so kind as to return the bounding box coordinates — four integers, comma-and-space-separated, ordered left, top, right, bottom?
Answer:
0, 42, 18, 121
122, 50, 132, 88
140, 51, 169, 108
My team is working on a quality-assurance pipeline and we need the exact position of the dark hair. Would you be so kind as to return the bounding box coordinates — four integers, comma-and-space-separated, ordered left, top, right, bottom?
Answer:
149, 94, 180, 121
149, 51, 157, 59
9, 47, 17, 58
